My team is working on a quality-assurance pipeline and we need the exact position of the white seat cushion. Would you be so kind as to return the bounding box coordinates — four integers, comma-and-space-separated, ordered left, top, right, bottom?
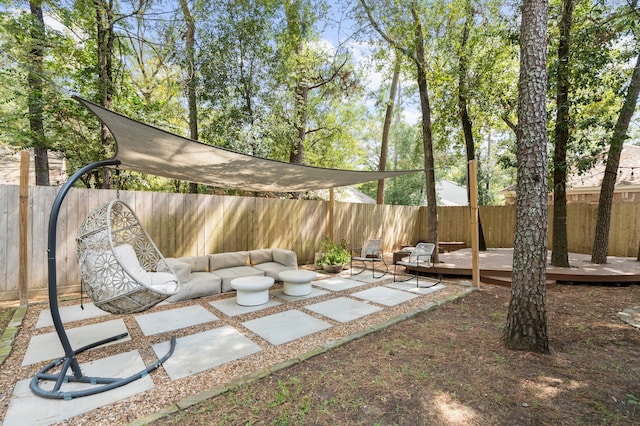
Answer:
113, 244, 178, 294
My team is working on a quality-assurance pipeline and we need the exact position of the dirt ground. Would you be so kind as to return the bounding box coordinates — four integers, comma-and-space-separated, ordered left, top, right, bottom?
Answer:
151, 283, 640, 426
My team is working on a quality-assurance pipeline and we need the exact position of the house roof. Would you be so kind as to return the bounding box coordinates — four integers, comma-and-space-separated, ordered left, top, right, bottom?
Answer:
566, 144, 640, 193
0, 145, 67, 186
307, 187, 376, 204
435, 179, 468, 206
499, 144, 640, 197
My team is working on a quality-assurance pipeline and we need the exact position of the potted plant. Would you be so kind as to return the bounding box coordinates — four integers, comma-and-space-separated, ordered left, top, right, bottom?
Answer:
316, 238, 350, 273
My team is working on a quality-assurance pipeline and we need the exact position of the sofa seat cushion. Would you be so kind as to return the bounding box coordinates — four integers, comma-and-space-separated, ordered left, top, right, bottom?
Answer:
209, 251, 251, 270
165, 272, 222, 302
113, 244, 179, 295
214, 266, 265, 292
254, 262, 297, 281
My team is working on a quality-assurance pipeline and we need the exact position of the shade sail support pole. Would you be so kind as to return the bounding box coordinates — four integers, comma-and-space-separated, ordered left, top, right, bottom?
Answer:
329, 188, 334, 241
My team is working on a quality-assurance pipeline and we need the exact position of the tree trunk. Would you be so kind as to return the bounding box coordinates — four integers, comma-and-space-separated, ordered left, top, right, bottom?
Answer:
503, 0, 549, 354
283, 1, 306, 166
458, 0, 486, 251
28, 2, 50, 186
290, 84, 308, 164
180, 0, 199, 194
95, 0, 115, 189
411, 5, 438, 259
551, 0, 574, 267
377, 56, 400, 204
591, 52, 640, 264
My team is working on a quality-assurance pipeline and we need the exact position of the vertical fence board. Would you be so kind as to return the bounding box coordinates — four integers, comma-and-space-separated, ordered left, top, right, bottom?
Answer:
71, 188, 91, 286
58, 186, 73, 288
6, 186, 19, 295
0, 186, 9, 294
30, 185, 51, 293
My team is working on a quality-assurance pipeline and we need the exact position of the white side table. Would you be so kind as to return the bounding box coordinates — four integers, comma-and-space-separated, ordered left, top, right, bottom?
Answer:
230, 276, 275, 306
279, 270, 317, 296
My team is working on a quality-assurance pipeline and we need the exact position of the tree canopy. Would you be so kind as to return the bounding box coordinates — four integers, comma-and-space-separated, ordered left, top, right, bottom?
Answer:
0, 0, 637, 209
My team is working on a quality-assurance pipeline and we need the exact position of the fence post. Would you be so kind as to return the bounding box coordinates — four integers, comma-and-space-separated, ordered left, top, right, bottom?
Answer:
469, 160, 480, 288
19, 150, 29, 306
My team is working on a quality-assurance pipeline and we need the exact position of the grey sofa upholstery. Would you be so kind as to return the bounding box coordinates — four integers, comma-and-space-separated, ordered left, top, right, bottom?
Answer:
165, 248, 298, 302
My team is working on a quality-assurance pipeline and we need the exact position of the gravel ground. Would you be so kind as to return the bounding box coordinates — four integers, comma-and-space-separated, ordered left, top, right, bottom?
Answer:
0, 269, 472, 425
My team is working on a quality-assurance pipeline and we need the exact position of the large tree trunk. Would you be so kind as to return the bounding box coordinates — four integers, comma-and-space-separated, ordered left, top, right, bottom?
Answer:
377, 57, 400, 204
503, 0, 549, 354
28, 1, 50, 186
411, 5, 438, 258
290, 84, 308, 164
458, 0, 486, 251
283, 0, 307, 166
551, 0, 574, 267
180, 0, 199, 194
95, 0, 115, 189
591, 52, 640, 264
358, 0, 439, 250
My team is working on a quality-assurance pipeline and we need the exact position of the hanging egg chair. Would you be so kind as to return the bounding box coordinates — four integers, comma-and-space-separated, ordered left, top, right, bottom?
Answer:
76, 199, 179, 314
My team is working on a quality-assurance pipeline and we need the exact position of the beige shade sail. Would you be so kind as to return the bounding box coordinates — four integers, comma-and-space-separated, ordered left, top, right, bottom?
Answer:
76, 96, 422, 193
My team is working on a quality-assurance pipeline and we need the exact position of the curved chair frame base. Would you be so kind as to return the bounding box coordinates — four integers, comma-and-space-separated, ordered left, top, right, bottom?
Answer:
30, 335, 175, 400
393, 243, 442, 288
350, 257, 388, 279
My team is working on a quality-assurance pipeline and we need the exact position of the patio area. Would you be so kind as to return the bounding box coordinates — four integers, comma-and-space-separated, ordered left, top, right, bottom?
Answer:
1, 266, 471, 425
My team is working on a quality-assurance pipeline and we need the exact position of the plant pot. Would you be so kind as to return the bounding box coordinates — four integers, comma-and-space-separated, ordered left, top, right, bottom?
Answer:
314, 252, 324, 270
323, 264, 344, 274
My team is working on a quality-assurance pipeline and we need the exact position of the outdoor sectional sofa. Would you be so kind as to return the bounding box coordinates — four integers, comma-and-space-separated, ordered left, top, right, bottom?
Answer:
164, 248, 298, 302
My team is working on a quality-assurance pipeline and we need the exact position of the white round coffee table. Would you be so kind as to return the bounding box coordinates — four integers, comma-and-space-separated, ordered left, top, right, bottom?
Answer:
230, 276, 275, 306
279, 270, 317, 296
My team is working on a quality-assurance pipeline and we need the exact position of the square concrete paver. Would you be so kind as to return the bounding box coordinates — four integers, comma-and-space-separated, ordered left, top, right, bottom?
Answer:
151, 325, 262, 380
347, 268, 390, 283
5, 350, 153, 426
36, 303, 109, 329
134, 305, 219, 336
305, 297, 382, 323
352, 286, 419, 306
22, 319, 130, 367
209, 297, 281, 317
312, 277, 368, 292
271, 287, 328, 302
385, 281, 447, 295
242, 310, 332, 345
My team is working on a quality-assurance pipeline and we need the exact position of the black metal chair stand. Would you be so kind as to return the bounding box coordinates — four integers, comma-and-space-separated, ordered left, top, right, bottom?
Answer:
29, 159, 176, 399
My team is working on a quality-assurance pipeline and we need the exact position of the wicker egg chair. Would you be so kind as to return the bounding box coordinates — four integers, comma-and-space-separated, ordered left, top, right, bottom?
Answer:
76, 199, 179, 314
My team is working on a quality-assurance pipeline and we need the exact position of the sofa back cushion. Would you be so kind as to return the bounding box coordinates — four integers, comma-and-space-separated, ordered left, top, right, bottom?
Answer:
249, 249, 273, 265
209, 251, 250, 270
178, 256, 210, 272
165, 258, 192, 284
272, 248, 298, 267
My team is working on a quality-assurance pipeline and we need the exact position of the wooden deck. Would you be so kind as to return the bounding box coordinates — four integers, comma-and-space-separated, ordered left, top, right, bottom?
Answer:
399, 248, 640, 286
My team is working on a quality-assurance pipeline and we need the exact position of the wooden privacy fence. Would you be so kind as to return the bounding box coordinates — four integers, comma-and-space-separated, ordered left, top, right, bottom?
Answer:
1, 184, 639, 301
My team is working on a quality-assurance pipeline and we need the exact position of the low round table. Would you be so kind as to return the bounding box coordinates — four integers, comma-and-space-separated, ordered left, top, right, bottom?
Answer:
230, 276, 275, 306
279, 270, 317, 296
